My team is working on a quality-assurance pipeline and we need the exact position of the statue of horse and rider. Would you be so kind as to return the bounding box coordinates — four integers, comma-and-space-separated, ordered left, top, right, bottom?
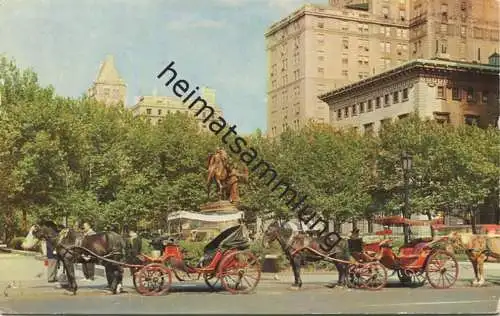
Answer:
206, 147, 248, 202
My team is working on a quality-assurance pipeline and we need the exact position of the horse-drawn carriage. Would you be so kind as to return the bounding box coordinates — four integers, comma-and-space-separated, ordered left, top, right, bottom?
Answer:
23, 221, 260, 296
132, 225, 261, 295
362, 216, 459, 289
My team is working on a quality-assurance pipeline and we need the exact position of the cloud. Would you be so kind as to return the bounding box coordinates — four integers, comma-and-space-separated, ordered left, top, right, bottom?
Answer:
166, 17, 226, 30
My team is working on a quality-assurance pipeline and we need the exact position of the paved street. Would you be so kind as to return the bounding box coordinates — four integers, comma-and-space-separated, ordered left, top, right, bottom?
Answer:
0, 253, 499, 314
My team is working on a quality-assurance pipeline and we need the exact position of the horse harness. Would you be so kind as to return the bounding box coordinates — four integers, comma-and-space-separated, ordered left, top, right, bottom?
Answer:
56, 228, 121, 262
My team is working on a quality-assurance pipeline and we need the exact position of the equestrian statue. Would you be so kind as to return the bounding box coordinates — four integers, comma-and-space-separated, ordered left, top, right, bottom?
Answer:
206, 147, 248, 202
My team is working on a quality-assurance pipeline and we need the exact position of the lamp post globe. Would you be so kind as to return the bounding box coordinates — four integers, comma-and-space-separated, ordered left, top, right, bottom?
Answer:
401, 151, 413, 171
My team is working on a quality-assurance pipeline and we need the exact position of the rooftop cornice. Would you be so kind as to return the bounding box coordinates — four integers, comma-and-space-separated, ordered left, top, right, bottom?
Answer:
319, 59, 500, 102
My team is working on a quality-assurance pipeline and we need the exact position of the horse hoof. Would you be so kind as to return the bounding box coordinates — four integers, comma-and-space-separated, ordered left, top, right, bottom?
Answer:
116, 284, 123, 294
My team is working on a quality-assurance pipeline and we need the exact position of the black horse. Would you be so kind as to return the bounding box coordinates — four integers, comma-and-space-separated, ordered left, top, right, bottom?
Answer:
262, 220, 350, 289
23, 220, 127, 295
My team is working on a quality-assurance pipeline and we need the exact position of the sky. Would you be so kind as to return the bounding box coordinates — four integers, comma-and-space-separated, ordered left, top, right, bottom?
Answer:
0, 0, 324, 133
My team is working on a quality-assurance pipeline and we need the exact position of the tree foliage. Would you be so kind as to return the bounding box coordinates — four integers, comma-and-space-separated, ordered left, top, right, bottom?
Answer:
0, 56, 498, 241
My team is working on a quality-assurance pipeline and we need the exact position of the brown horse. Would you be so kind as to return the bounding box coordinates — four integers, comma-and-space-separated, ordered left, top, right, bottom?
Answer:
262, 221, 350, 289
447, 231, 500, 286
207, 149, 230, 200
23, 220, 127, 295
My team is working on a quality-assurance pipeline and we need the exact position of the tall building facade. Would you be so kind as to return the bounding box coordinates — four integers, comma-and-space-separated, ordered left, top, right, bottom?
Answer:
130, 87, 224, 128
266, 0, 500, 137
408, 0, 499, 62
87, 55, 127, 107
266, 3, 410, 137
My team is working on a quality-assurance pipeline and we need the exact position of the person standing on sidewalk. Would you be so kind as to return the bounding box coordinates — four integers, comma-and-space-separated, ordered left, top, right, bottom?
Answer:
81, 222, 96, 281
45, 239, 58, 283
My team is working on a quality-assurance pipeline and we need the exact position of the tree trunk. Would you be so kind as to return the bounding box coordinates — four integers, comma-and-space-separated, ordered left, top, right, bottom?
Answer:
3, 207, 14, 244
22, 209, 27, 232
470, 208, 478, 234
425, 211, 435, 238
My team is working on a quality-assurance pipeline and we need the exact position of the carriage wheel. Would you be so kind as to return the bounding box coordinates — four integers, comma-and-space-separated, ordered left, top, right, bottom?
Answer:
346, 264, 363, 289
135, 264, 172, 296
203, 273, 220, 290
358, 262, 388, 291
218, 250, 261, 294
425, 250, 458, 289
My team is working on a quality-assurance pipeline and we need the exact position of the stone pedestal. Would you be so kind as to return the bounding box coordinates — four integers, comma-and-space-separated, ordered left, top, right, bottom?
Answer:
199, 200, 240, 214
191, 200, 243, 237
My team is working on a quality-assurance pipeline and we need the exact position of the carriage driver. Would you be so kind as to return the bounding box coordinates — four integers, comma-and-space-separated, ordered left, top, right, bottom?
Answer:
347, 228, 373, 263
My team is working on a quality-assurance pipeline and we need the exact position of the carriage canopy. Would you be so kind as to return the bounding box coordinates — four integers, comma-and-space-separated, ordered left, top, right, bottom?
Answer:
203, 225, 249, 254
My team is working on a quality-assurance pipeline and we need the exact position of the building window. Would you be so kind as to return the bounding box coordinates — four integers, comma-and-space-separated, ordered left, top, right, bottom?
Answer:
482, 91, 489, 103
440, 23, 447, 34
337, 109, 342, 120
380, 118, 391, 129
393, 91, 399, 103
441, 40, 447, 54
402, 88, 409, 100
452, 87, 461, 100
342, 38, 349, 49
352, 105, 357, 116
367, 100, 373, 112
382, 7, 389, 18
342, 70, 348, 77
434, 112, 450, 124
158, 109, 162, 115
437, 86, 445, 99
375, 97, 381, 108
342, 56, 348, 64
146, 108, 152, 115
384, 94, 390, 106
464, 115, 479, 126
344, 107, 349, 118
318, 55, 324, 61
466, 87, 474, 102
360, 102, 365, 113
318, 22, 324, 28
318, 67, 324, 74
364, 123, 374, 135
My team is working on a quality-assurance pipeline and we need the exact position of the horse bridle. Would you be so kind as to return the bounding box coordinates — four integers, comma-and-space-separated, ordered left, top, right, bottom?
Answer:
262, 222, 295, 253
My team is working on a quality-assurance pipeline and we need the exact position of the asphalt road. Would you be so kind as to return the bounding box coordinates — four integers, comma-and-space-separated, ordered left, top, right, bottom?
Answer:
1, 253, 499, 314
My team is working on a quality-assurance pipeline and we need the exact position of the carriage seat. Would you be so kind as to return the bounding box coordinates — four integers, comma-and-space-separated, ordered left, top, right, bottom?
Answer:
398, 241, 430, 259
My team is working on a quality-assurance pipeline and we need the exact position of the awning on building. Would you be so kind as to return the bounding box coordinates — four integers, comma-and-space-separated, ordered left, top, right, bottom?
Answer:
167, 211, 243, 223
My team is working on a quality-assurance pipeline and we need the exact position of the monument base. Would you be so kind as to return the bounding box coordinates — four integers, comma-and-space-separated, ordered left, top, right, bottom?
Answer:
200, 200, 240, 214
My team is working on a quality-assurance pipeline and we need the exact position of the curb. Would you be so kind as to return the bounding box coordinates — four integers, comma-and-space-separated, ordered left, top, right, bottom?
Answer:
0, 247, 39, 257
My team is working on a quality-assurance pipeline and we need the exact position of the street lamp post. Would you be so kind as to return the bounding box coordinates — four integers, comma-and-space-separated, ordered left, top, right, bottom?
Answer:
401, 151, 413, 244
